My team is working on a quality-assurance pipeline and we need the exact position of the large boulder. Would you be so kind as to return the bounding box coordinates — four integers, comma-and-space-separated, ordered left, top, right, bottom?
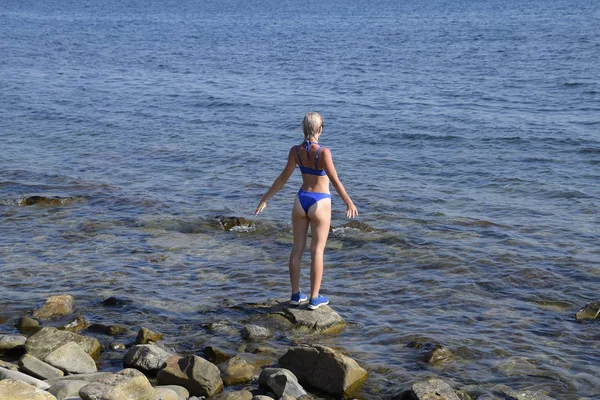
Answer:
0, 366, 51, 389
19, 354, 64, 379
33, 295, 76, 320
25, 327, 103, 359
0, 335, 27, 351
412, 378, 461, 400
283, 305, 346, 334
218, 353, 274, 386
44, 341, 98, 374
0, 379, 57, 400
258, 368, 307, 399
278, 344, 367, 397
47, 380, 89, 400
79, 369, 156, 400
156, 355, 223, 397
123, 344, 173, 374
575, 301, 600, 320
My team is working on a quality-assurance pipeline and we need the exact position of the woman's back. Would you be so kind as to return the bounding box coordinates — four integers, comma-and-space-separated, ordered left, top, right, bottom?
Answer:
294, 142, 330, 193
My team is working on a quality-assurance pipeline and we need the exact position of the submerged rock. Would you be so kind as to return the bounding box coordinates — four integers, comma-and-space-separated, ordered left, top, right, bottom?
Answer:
412, 378, 461, 400
136, 327, 163, 344
33, 295, 76, 320
0, 379, 57, 400
217, 352, 274, 386
79, 368, 155, 400
278, 344, 367, 397
156, 355, 223, 397
575, 301, 600, 320
407, 341, 453, 364
494, 385, 555, 400
19, 196, 79, 206
337, 220, 380, 232
25, 327, 103, 360
99, 297, 133, 307
88, 323, 129, 336
216, 216, 255, 231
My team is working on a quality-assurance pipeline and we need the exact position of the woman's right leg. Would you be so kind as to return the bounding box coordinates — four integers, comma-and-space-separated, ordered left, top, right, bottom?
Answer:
307, 198, 332, 299
289, 197, 309, 294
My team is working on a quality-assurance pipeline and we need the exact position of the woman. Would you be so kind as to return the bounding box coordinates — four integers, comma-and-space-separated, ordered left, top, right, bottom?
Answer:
255, 112, 358, 310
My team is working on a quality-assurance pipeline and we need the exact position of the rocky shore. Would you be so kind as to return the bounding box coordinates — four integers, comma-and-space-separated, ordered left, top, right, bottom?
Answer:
0, 294, 581, 400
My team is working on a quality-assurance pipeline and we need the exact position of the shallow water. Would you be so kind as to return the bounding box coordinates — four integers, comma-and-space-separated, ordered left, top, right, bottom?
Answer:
1, 0, 599, 398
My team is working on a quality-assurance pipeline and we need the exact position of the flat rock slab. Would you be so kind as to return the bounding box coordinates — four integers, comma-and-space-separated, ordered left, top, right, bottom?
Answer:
283, 305, 346, 333
79, 368, 155, 400
25, 327, 102, 360
412, 378, 461, 400
0, 366, 51, 390
0, 379, 57, 400
0, 335, 27, 350
19, 354, 64, 380
33, 295, 76, 320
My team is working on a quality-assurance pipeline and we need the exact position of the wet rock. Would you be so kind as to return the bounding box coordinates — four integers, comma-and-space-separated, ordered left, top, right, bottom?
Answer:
0, 366, 51, 389
218, 352, 274, 386
412, 378, 461, 400
338, 220, 379, 232
495, 385, 554, 400
99, 297, 132, 307
204, 346, 232, 364
136, 327, 163, 344
258, 368, 307, 399
575, 301, 600, 320
154, 387, 179, 400
211, 390, 254, 400
278, 344, 367, 397
216, 216, 255, 231
156, 355, 223, 397
19, 354, 64, 379
156, 385, 189, 400
0, 379, 57, 400
241, 325, 272, 341
205, 322, 239, 335
109, 343, 126, 351
44, 341, 98, 374
16, 316, 41, 334
407, 341, 453, 364
61, 316, 90, 333
0, 360, 19, 371
0, 334, 27, 350
33, 295, 76, 320
79, 368, 155, 400
123, 344, 173, 374
283, 305, 346, 333
19, 196, 78, 206
25, 327, 103, 360
88, 323, 129, 336
47, 380, 89, 400
455, 389, 474, 400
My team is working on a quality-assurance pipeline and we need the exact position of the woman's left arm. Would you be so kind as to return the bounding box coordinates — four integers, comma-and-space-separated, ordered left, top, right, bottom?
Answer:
255, 148, 297, 215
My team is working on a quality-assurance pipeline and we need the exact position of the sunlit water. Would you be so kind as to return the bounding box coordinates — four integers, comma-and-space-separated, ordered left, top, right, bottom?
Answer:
1, 0, 599, 398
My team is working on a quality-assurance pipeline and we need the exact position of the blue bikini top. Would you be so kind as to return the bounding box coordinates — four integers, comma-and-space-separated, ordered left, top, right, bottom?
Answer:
296, 141, 327, 176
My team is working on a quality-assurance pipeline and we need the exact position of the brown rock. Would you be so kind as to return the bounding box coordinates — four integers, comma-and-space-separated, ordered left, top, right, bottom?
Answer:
217, 352, 274, 385
156, 355, 223, 397
0, 379, 57, 400
25, 327, 103, 360
205, 346, 232, 364
33, 295, 76, 320
61, 315, 90, 333
79, 368, 155, 400
136, 327, 163, 344
16, 316, 41, 334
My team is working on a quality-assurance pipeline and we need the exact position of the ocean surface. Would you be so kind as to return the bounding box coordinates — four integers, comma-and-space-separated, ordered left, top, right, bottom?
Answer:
1, 0, 599, 398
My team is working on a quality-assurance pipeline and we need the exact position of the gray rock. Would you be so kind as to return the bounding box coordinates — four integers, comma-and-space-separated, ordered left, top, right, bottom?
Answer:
79, 368, 155, 400
47, 380, 89, 400
412, 378, 461, 400
495, 385, 555, 400
156, 355, 223, 397
252, 396, 275, 400
258, 368, 306, 399
16, 316, 41, 334
241, 325, 272, 341
575, 301, 600, 320
217, 352, 274, 386
283, 305, 346, 333
25, 327, 103, 360
0, 379, 57, 399
278, 344, 367, 397
44, 341, 98, 374
0, 334, 27, 350
136, 327, 163, 344
0, 366, 51, 389
154, 387, 179, 400
45, 372, 113, 387
211, 390, 253, 400
33, 295, 76, 320
204, 346, 232, 364
19, 354, 65, 379
123, 344, 172, 374
156, 385, 190, 400
0, 360, 19, 371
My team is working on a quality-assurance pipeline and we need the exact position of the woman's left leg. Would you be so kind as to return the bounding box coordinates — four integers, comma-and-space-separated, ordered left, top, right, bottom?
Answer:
307, 198, 332, 299
289, 197, 309, 294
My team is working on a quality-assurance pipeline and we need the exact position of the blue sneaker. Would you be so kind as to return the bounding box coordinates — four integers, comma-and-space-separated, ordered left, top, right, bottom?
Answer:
308, 294, 329, 310
290, 290, 308, 306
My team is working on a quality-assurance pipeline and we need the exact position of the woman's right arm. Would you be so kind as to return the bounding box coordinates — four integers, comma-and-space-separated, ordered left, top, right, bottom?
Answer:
321, 148, 358, 218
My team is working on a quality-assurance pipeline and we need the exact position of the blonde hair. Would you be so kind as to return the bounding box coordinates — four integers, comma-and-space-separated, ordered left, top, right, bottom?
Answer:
302, 112, 323, 140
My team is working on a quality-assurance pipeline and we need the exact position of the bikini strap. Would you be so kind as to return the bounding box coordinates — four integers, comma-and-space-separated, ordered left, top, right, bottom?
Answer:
295, 146, 303, 167
304, 140, 312, 162
314, 146, 322, 169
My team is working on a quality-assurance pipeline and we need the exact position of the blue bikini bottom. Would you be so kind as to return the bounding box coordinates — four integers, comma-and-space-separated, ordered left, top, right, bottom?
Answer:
297, 190, 331, 213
